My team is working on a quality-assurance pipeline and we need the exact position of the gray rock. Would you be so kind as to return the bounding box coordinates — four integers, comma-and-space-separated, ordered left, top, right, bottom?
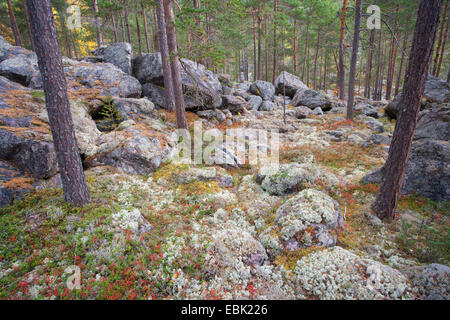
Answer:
355, 102, 379, 118
404, 264, 450, 300
386, 74, 450, 119
245, 95, 263, 111
111, 97, 155, 122
274, 71, 308, 98
93, 42, 133, 74
0, 50, 38, 86
369, 134, 391, 145
414, 104, 449, 141
221, 95, 246, 114
364, 118, 385, 133
294, 106, 311, 119
142, 83, 167, 108
0, 160, 31, 208
291, 88, 332, 111
361, 139, 450, 201
312, 107, 324, 116
259, 100, 275, 111
249, 80, 275, 101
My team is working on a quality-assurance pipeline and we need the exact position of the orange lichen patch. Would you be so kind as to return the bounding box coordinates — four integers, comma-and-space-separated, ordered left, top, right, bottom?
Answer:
0, 125, 50, 139
0, 106, 35, 119
0, 177, 34, 190
0, 90, 40, 109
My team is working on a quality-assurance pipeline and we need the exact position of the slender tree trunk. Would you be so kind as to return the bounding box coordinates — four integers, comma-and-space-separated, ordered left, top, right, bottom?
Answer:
124, 7, 132, 44
272, 0, 278, 83
436, 18, 448, 77
7, 0, 23, 47
21, 0, 34, 50
135, 7, 143, 54
432, 0, 448, 75
365, 29, 375, 98
155, 0, 175, 111
142, 1, 151, 52
302, 20, 310, 83
163, 0, 187, 129
293, 19, 297, 73
70, 31, 79, 59
323, 49, 328, 90
395, 31, 409, 96
119, 11, 126, 42
338, 0, 348, 100
111, 11, 118, 43
374, 27, 382, 100
371, 0, 443, 221
26, 0, 91, 206
257, 14, 262, 80
152, 8, 160, 51
265, 16, 269, 81
93, 0, 103, 48
386, 4, 400, 100
253, 14, 257, 82
313, 26, 321, 90
346, 0, 361, 121
380, 36, 387, 100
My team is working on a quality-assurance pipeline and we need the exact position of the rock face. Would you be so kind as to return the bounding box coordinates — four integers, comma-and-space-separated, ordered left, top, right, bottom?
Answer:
134, 52, 222, 110
294, 247, 415, 299
414, 104, 449, 141
274, 71, 308, 98
221, 95, 246, 114
404, 264, 449, 300
92, 42, 133, 74
385, 75, 450, 119
0, 160, 32, 207
0, 47, 38, 86
355, 102, 379, 118
291, 88, 333, 111
273, 189, 343, 251
142, 83, 167, 109
249, 80, 275, 101
361, 139, 450, 201
245, 95, 263, 111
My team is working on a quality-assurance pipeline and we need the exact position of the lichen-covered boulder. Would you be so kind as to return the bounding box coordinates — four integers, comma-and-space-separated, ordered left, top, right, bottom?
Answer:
294, 247, 415, 300
256, 163, 339, 196
403, 263, 449, 300
0, 50, 38, 86
249, 80, 275, 101
221, 95, 246, 114
244, 95, 263, 111
259, 100, 275, 111
272, 189, 343, 251
274, 71, 308, 98
142, 83, 167, 109
414, 103, 449, 141
355, 102, 379, 118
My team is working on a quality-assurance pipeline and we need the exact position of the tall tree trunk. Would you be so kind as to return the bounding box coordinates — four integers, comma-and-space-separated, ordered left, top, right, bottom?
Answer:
338, 0, 348, 100
432, 0, 448, 75
155, 0, 175, 111
152, 8, 160, 51
7, 0, 23, 47
293, 19, 297, 73
302, 20, 310, 83
385, 4, 400, 100
436, 18, 448, 77
272, 0, 278, 83
119, 11, 126, 42
323, 49, 328, 90
21, 0, 34, 50
93, 0, 103, 48
346, 0, 361, 121
142, 1, 151, 52
395, 31, 409, 96
265, 16, 269, 81
253, 14, 257, 82
365, 29, 375, 98
163, 0, 187, 129
257, 14, 262, 80
124, 7, 132, 44
371, 0, 443, 221
135, 7, 143, 54
111, 11, 119, 43
379, 36, 387, 100
374, 27, 383, 100
26, 0, 91, 206
313, 26, 321, 90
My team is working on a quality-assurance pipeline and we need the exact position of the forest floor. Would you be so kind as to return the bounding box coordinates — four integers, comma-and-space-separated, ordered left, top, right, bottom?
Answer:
0, 105, 448, 300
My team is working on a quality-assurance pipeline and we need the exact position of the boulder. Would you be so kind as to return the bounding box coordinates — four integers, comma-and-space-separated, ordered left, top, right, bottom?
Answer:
414, 103, 449, 141
221, 95, 246, 114
259, 100, 275, 111
273, 189, 343, 250
0, 49, 38, 86
0, 160, 31, 207
274, 71, 308, 98
355, 102, 379, 118
291, 88, 333, 111
111, 97, 155, 122
294, 106, 311, 119
361, 139, 450, 201
92, 42, 133, 74
133, 53, 222, 109
385, 75, 450, 119
294, 247, 415, 299
142, 83, 167, 109
197, 109, 226, 122
249, 80, 275, 101
244, 95, 263, 111
312, 107, 324, 116
403, 264, 450, 300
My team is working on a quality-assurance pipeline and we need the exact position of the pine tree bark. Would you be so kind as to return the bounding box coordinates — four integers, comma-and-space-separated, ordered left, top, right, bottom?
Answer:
26, 0, 91, 206
253, 14, 257, 82
163, 0, 188, 129
7, 0, 23, 47
436, 18, 448, 77
21, 0, 34, 50
313, 26, 321, 90
302, 20, 310, 83
338, 0, 348, 100
346, 0, 361, 121
272, 0, 278, 83
365, 29, 375, 98
265, 16, 269, 81
93, 0, 103, 48
293, 19, 297, 73
257, 14, 262, 80
432, 0, 448, 75
371, 0, 443, 221
155, 0, 175, 111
